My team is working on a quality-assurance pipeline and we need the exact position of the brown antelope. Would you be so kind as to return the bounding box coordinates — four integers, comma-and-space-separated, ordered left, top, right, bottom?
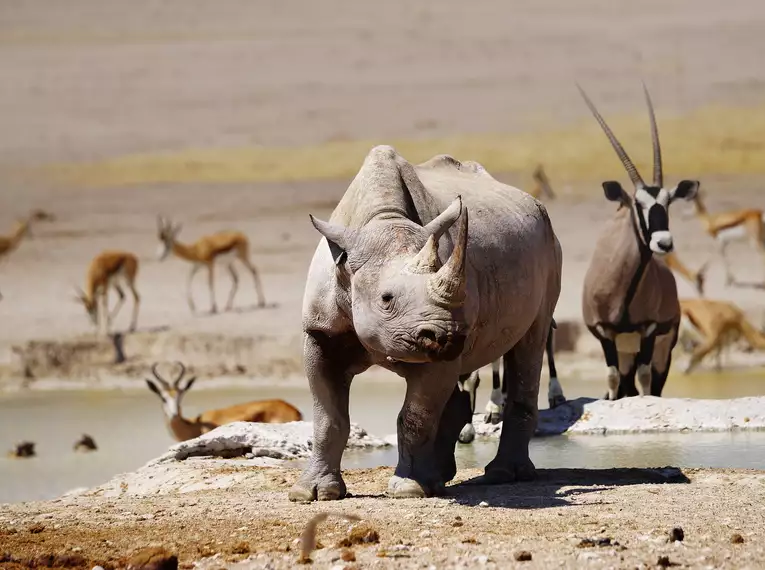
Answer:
580, 84, 699, 400
662, 252, 708, 296
145, 361, 304, 442
74, 250, 140, 335
679, 298, 765, 374
156, 216, 266, 314
690, 191, 765, 286
528, 164, 556, 200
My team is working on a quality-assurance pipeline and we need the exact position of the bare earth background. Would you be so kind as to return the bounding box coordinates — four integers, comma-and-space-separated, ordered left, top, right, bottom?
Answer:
1, 0, 765, 567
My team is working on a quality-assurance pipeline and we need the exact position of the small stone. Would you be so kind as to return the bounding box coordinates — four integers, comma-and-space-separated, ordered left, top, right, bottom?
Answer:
452, 521, 464, 527
514, 550, 532, 562
476, 554, 489, 564
231, 541, 250, 555
93, 566, 106, 570
419, 530, 431, 538
126, 547, 178, 570
28, 523, 45, 534
657, 555, 672, 567
340, 548, 356, 562
668, 527, 684, 542
478, 501, 489, 507
730, 533, 745, 544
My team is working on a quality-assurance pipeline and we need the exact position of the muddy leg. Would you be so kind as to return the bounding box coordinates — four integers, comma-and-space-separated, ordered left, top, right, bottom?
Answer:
288, 331, 367, 502
481, 314, 550, 484
457, 370, 480, 444
652, 326, 678, 396
484, 358, 504, 424
616, 352, 639, 399
546, 324, 566, 408
388, 362, 461, 498
598, 337, 619, 400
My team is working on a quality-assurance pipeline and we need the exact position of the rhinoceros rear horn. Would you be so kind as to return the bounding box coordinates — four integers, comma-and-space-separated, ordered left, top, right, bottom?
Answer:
422, 197, 462, 240
309, 215, 355, 266
428, 207, 468, 307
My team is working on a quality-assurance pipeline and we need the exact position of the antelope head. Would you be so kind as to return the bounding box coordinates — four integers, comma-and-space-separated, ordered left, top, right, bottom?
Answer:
145, 361, 197, 419
156, 215, 182, 261
309, 198, 470, 364
578, 83, 699, 256
72, 286, 97, 325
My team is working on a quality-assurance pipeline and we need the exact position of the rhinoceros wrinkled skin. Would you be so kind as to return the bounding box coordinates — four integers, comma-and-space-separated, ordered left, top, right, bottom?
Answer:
289, 145, 562, 501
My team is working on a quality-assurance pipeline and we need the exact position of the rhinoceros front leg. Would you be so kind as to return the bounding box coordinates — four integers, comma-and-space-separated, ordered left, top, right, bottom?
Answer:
482, 315, 550, 484
288, 330, 365, 502
388, 362, 461, 499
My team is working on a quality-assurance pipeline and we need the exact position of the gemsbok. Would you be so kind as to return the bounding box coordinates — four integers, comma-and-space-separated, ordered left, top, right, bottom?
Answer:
156, 216, 266, 314
679, 298, 765, 374
145, 361, 303, 442
74, 250, 140, 335
528, 164, 556, 200
580, 84, 699, 400
690, 191, 765, 286
457, 322, 563, 443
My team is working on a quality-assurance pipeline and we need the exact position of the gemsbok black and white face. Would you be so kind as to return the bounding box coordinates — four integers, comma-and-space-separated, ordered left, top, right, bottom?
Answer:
579, 84, 700, 256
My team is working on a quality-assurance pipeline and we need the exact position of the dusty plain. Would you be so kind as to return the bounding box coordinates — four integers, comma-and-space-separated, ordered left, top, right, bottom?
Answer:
2, 0, 765, 567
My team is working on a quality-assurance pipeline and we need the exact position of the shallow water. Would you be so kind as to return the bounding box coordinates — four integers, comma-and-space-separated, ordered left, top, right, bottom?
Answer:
2, 369, 765, 504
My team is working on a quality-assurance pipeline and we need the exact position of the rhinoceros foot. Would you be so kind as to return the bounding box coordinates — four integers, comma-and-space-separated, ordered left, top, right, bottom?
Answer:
478, 458, 536, 485
288, 471, 347, 502
386, 475, 445, 499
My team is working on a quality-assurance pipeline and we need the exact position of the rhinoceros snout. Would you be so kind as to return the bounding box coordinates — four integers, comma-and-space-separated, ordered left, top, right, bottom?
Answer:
415, 327, 466, 361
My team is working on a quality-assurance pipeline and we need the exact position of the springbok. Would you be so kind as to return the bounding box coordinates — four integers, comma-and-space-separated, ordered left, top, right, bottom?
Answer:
528, 164, 556, 200
690, 191, 765, 286
679, 298, 765, 374
156, 216, 266, 314
580, 84, 699, 400
74, 250, 140, 335
457, 322, 563, 443
0, 210, 54, 263
145, 361, 303, 442
663, 252, 707, 297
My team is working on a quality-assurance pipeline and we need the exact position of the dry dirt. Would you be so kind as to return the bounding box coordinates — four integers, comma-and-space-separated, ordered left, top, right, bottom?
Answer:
1, 465, 764, 569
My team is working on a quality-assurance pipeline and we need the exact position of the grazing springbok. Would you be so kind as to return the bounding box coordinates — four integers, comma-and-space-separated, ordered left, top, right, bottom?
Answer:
663, 252, 707, 297
690, 191, 765, 286
679, 298, 765, 374
457, 322, 563, 443
145, 362, 303, 442
0, 210, 54, 263
580, 84, 699, 400
74, 250, 140, 335
156, 216, 266, 314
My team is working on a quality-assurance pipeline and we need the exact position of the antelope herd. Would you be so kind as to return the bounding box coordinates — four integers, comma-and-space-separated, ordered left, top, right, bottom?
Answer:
1, 85, 765, 451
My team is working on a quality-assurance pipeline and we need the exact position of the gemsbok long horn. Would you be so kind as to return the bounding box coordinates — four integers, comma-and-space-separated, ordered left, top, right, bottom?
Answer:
577, 84, 645, 188
642, 82, 663, 187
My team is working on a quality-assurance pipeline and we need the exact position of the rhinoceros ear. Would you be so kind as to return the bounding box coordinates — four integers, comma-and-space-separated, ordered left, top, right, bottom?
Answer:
309, 215, 355, 266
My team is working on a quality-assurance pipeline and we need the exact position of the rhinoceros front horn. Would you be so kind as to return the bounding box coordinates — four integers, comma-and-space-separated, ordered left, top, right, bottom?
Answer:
428, 207, 468, 308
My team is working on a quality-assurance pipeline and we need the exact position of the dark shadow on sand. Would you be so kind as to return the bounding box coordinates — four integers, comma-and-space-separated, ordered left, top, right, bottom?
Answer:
447, 466, 690, 509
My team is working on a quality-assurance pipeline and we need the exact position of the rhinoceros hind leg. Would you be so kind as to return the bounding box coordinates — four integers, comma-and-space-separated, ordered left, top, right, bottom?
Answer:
483, 314, 550, 484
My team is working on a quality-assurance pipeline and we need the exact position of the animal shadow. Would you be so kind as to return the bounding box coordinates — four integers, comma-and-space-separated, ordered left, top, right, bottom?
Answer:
449, 466, 689, 509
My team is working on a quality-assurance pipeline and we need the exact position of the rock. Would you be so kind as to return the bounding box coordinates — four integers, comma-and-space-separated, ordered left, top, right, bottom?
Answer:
151, 421, 390, 464
731, 533, 745, 544
126, 547, 178, 570
478, 501, 489, 507
657, 555, 672, 567
8, 441, 36, 458
74, 434, 98, 452
340, 548, 356, 562
514, 550, 532, 561
471, 396, 765, 437
336, 525, 380, 547
668, 527, 684, 542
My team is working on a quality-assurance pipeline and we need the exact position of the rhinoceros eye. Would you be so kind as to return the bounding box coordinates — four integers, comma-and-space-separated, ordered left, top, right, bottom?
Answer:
381, 293, 394, 306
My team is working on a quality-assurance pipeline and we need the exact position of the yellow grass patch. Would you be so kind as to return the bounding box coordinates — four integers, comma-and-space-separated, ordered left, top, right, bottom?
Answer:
43, 103, 765, 189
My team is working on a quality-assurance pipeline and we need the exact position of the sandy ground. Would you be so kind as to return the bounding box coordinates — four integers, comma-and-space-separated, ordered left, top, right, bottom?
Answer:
2, 463, 764, 569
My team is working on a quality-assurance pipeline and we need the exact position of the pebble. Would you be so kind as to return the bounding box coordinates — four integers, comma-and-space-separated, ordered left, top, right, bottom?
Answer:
476, 554, 489, 564
669, 527, 685, 542
419, 530, 432, 538
93, 567, 105, 570
514, 550, 532, 562
657, 555, 672, 567
730, 533, 745, 544
478, 501, 489, 507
